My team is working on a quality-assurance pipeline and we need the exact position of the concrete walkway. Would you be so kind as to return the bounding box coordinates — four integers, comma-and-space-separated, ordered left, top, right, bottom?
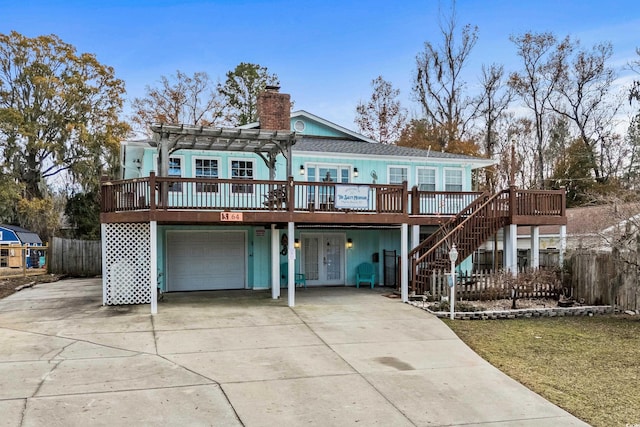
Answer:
0, 278, 588, 426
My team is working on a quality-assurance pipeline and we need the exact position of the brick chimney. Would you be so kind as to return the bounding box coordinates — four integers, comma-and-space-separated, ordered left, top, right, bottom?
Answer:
257, 86, 291, 131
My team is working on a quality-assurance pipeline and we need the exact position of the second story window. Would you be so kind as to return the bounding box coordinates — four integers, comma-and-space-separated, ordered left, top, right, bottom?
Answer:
195, 158, 218, 192
168, 157, 182, 192
444, 169, 463, 191
417, 168, 436, 191
388, 167, 408, 185
231, 160, 254, 193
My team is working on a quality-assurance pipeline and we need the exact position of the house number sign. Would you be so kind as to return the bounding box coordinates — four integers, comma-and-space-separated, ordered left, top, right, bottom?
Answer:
220, 212, 243, 221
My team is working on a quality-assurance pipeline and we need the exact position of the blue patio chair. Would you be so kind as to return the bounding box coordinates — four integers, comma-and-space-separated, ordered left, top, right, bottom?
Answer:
356, 262, 376, 288
280, 262, 306, 288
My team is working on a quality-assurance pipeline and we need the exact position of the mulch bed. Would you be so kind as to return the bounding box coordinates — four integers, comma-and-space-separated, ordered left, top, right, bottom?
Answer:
0, 274, 63, 300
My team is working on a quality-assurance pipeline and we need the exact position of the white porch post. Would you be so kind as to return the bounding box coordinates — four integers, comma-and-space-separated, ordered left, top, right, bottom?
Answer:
401, 223, 409, 303
502, 226, 510, 271
503, 224, 518, 274
150, 221, 158, 315
287, 221, 295, 307
271, 225, 280, 299
559, 224, 567, 266
101, 223, 107, 306
411, 225, 420, 250
531, 226, 540, 269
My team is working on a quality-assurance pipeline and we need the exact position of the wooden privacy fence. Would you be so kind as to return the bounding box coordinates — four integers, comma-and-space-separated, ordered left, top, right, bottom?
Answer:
418, 269, 563, 302
50, 237, 101, 276
570, 251, 639, 311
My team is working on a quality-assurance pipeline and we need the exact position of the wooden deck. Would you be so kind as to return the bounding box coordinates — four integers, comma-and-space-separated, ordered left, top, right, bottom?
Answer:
100, 173, 566, 227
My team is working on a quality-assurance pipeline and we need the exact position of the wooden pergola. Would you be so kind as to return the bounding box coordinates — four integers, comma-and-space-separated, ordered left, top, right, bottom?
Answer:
149, 123, 298, 180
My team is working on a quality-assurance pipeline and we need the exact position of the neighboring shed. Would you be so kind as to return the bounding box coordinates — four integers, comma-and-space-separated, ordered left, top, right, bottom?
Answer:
0, 224, 43, 268
0, 224, 43, 245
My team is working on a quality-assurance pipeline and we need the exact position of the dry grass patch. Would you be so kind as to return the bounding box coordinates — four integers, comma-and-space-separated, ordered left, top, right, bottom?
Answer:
445, 315, 640, 427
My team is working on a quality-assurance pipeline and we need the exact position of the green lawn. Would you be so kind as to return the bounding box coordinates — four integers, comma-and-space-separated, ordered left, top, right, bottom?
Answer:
444, 315, 640, 427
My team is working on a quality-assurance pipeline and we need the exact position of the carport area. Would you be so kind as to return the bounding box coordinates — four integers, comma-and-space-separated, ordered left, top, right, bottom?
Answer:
0, 278, 587, 426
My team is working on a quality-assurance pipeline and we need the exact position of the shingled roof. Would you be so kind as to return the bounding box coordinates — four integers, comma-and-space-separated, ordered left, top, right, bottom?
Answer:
293, 137, 494, 167
0, 224, 42, 244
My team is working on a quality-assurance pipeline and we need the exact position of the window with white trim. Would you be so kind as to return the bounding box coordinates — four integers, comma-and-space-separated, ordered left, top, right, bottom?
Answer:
195, 158, 219, 192
444, 169, 463, 191
388, 167, 408, 185
168, 157, 183, 192
417, 168, 436, 191
231, 159, 254, 193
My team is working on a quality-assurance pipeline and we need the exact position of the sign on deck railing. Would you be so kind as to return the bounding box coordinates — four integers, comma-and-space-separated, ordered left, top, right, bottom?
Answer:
334, 185, 370, 209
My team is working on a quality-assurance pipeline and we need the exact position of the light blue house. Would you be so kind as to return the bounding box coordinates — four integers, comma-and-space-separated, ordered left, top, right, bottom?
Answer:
103, 87, 566, 313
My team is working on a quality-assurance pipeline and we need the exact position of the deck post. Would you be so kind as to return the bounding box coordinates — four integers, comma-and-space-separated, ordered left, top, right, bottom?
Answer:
149, 172, 156, 211
531, 226, 540, 269
411, 186, 420, 215
271, 224, 280, 299
287, 221, 295, 307
150, 220, 157, 315
508, 185, 517, 223
402, 181, 409, 215
287, 176, 295, 213
401, 223, 409, 302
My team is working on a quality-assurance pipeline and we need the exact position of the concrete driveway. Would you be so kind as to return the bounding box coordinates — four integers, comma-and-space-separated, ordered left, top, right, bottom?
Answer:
0, 278, 588, 426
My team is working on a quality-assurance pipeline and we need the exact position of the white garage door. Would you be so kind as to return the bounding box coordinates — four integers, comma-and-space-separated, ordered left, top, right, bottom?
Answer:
166, 231, 245, 291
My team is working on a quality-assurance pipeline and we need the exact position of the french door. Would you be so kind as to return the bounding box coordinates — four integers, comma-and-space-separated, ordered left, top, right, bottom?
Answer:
301, 233, 345, 286
305, 165, 351, 210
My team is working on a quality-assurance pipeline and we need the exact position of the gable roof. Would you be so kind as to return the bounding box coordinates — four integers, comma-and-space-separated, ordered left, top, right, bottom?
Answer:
290, 110, 378, 143
293, 137, 496, 168
239, 110, 378, 143
0, 224, 42, 244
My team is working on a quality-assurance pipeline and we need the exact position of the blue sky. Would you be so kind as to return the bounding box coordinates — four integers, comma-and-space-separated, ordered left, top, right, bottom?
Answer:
2, 0, 639, 130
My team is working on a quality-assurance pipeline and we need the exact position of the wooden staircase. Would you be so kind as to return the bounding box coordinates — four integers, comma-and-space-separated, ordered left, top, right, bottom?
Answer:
409, 190, 512, 295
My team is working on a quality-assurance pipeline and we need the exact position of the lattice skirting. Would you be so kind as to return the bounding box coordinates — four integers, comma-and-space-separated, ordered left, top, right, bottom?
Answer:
103, 222, 151, 305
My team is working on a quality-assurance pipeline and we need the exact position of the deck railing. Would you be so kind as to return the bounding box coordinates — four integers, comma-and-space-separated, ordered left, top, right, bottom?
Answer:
101, 174, 408, 214
514, 189, 566, 217
410, 189, 484, 215
101, 175, 566, 220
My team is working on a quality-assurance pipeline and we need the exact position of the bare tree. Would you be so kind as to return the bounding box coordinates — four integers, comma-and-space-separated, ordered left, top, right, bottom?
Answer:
355, 76, 407, 144
629, 47, 640, 103
413, 2, 478, 151
474, 64, 513, 190
131, 70, 226, 136
550, 41, 622, 183
509, 32, 572, 188
624, 114, 640, 188
501, 117, 539, 189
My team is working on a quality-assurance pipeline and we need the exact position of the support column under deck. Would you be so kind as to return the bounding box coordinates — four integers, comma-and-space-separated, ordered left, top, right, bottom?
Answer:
271, 224, 280, 299
101, 224, 107, 306
287, 221, 295, 307
531, 226, 540, 269
411, 225, 420, 250
559, 225, 567, 266
503, 224, 518, 274
150, 221, 157, 314
401, 223, 409, 302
